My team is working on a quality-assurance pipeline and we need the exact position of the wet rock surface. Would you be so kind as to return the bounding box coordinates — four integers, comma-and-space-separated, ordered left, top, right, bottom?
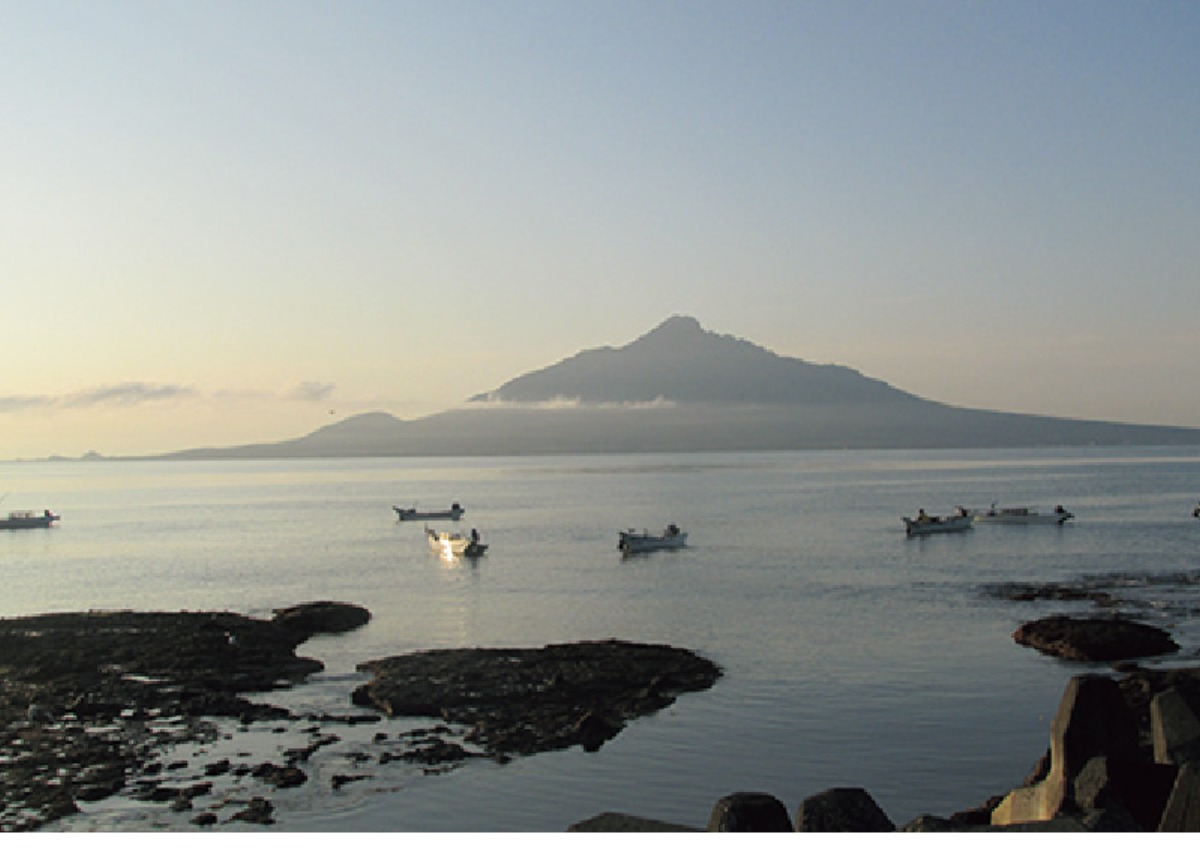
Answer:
1013, 615, 1180, 662
352, 639, 723, 757
0, 602, 368, 831
2, 604, 721, 832
987, 575, 1195, 663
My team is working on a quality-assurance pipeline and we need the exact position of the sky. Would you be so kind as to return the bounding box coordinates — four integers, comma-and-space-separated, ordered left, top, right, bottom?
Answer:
3, 0, 1199, 460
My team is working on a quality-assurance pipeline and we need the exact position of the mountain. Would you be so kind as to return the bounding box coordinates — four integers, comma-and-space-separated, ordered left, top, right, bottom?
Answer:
156, 316, 1200, 459
470, 315, 917, 407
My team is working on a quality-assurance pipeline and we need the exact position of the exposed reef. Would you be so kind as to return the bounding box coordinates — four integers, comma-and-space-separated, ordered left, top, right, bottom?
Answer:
0, 605, 721, 831
0, 602, 369, 830
352, 639, 723, 756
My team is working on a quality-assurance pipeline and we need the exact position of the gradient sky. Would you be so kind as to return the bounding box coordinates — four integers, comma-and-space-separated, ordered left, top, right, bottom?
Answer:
4, 1, 1198, 460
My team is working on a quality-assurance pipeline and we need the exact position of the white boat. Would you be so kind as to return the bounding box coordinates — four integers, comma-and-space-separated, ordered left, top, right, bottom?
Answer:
426, 526, 487, 558
970, 504, 1074, 525
1, 509, 59, 530
902, 510, 973, 536
394, 502, 464, 521
619, 524, 687, 553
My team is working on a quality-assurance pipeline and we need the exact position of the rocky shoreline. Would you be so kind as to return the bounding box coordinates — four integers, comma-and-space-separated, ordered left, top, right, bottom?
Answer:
0, 603, 720, 831
570, 576, 1200, 832
4, 578, 1200, 833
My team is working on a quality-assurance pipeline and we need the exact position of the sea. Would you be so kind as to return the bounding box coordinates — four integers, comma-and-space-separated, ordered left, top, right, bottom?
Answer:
3, 446, 1200, 835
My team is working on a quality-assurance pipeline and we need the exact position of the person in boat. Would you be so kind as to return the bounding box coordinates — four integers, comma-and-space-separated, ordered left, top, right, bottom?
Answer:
1055, 505, 1067, 514
666, 523, 680, 536
470, 528, 480, 544
916, 509, 932, 523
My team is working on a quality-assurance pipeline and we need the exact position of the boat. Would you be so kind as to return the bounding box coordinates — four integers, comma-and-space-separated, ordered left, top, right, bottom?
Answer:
1, 510, 59, 530
618, 524, 687, 554
969, 503, 1074, 525
902, 509, 973, 537
426, 526, 487, 558
394, 502, 464, 521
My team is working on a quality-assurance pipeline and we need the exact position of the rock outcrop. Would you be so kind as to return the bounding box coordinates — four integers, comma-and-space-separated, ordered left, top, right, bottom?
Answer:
707, 792, 793, 831
795, 787, 896, 832
990, 673, 1196, 830
1012, 615, 1179, 662
351, 639, 722, 757
574, 668, 1200, 833
0, 602, 370, 831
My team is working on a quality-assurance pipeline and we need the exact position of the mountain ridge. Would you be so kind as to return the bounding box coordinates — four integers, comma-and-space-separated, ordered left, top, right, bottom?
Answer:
469, 314, 918, 407
149, 316, 1200, 459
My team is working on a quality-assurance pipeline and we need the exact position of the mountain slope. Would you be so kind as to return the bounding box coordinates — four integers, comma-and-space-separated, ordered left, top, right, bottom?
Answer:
153, 316, 1200, 459
470, 315, 917, 406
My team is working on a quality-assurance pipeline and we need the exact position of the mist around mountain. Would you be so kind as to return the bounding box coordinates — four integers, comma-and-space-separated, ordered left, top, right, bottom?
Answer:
156, 316, 1200, 459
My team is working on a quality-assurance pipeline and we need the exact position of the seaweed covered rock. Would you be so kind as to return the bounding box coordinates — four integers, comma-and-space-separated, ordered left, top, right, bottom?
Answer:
1013, 615, 1179, 662
352, 639, 721, 757
272, 601, 371, 639
0, 602, 370, 831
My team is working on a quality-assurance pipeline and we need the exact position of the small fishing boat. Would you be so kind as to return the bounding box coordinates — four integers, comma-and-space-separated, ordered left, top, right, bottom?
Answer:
426, 526, 487, 558
1, 510, 59, 530
970, 504, 1074, 525
902, 509, 973, 537
394, 502, 464, 521
619, 524, 687, 554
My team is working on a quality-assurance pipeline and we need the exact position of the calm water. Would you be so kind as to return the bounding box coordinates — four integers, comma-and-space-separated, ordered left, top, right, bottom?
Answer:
4, 447, 1200, 832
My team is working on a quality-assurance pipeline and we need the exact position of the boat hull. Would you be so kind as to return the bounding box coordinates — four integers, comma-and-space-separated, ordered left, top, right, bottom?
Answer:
902, 516, 973, 536
974, 513, 1072, 525
1, 511, 59, 530
426, 529, 487, 557
395, 506, 464, 521
618, 530, 688, 553
970, 506, 1073, 525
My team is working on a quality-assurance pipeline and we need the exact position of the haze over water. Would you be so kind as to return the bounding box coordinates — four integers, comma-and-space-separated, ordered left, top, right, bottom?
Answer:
5, 445, 1199, 832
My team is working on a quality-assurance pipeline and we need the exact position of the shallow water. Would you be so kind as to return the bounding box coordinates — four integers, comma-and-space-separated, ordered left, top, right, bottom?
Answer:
4, 446, 1199, 831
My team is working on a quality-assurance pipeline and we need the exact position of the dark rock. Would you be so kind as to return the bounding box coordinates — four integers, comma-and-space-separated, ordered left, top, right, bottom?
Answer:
569, 812, 700, 832
204, 759, 233, 777
352, 639, 721, 757
1117, 666, 1200, 736
992, 675, 1161, 827
900, 814, 969, 832
1013, 615, 1179, 662
947, 794, 1005, 827
707, 792, 793, 832
283, 733, 340, 764
1078, 807, 1146, 832
271, 602, 370, 639
190, 812, 218, 827
795, 787, 895, 832
331, 773, 371, 790
1158, 763, 1200, 831
989, 582, 1116, 606
228, 796, 275, 825
1151, 685, 1200, 765
1072, 755, 1175, 830
0, 603, 369, 831
573, 710, 621, 753
252, 762, 307, 788
306, 712, 381, 725
398, 736, 475, 766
